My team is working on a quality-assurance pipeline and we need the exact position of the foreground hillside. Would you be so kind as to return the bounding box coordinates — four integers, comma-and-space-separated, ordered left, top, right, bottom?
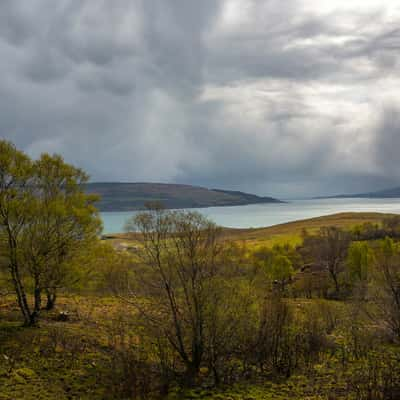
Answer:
0, 296, 374, 400
2, 211, 400, 400
221, 211, 395, 246
2, 295, 393, 400
107, 211, 394, 249
85, 182, 281, 211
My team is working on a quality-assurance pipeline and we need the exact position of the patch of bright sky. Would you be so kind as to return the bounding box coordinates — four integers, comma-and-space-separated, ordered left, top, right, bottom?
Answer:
301, 0, 398, 14
203, 0, 400, 181
220, 0, 252, 27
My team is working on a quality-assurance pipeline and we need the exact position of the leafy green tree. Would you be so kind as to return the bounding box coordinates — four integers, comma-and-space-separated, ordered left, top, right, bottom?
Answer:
0, 140, 35, 325
347, 242, 373, 288
26, 153, 101, 314
0, 140, 101, 325
266, 254, 294, 293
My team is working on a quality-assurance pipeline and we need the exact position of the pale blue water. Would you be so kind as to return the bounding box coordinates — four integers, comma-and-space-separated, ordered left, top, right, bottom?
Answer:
100, 198, 400, 234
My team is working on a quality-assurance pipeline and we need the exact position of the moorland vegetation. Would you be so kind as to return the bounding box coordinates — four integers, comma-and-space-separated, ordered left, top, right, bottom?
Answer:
1, 140, 400, 399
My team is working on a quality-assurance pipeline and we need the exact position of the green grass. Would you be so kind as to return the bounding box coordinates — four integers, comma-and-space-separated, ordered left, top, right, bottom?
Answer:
0, 310, 351, 400
0, 293, 386, 400
0, 295, 129, 400
109, 212, 393, 250
220, 212, 392, 249
166, 377, 340, 400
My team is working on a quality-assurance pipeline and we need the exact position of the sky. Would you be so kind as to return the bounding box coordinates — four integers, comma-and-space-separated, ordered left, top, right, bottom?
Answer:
1, 0, 400, 198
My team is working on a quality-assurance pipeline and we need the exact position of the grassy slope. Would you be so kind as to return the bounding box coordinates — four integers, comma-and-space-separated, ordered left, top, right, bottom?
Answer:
220, 211, 392, 248
0, 212, 394, 400
107, 212, 393, 250
0, 296, 355, 400
0, 296, 127, 400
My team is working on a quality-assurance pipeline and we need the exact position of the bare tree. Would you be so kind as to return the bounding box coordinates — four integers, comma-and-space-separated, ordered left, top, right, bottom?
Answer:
125, 206, 224, 386
301, 227, 350, 296
372, 238, 400, 339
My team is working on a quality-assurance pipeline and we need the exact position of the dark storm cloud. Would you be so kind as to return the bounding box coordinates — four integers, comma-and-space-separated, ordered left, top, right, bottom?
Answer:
374, 107, 400, 179
1, 0, 400, 197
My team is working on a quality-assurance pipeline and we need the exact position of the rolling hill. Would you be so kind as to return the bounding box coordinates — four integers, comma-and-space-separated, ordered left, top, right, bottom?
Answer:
86, 182, 282, 211
105, 212, 394, 249
322, 186, 400, 199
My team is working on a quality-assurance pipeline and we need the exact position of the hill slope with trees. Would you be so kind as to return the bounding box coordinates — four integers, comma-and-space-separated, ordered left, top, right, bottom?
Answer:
322, 186, 400, 199
85, 182, 282, 211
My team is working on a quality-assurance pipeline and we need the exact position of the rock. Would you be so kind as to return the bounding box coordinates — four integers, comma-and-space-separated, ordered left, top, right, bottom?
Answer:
56, 311, 69, 322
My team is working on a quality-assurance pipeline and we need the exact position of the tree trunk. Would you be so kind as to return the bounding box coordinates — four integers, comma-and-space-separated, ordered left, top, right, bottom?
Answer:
29, 285, 42, 326
45, 289, 57, 311
7, 228, 33, 326
328, 265, 340, 295
183, 363, 199, 387
212, 365, 220, 386
9, 263, 31, 326
332, 273, 340, 294
159, 380, 170, 397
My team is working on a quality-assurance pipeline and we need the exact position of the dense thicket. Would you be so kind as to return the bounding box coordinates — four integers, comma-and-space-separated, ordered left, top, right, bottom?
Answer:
106, 207, 400, 398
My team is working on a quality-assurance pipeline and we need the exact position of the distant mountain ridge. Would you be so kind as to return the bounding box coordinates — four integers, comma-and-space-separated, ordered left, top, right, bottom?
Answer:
86, 182, 283, 211
320, 186, 400, 199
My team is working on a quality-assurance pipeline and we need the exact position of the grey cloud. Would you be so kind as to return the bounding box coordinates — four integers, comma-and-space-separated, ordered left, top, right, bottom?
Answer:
0, 0, 37, 46
1, 0, 400, 198
375, 107, 400, 178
